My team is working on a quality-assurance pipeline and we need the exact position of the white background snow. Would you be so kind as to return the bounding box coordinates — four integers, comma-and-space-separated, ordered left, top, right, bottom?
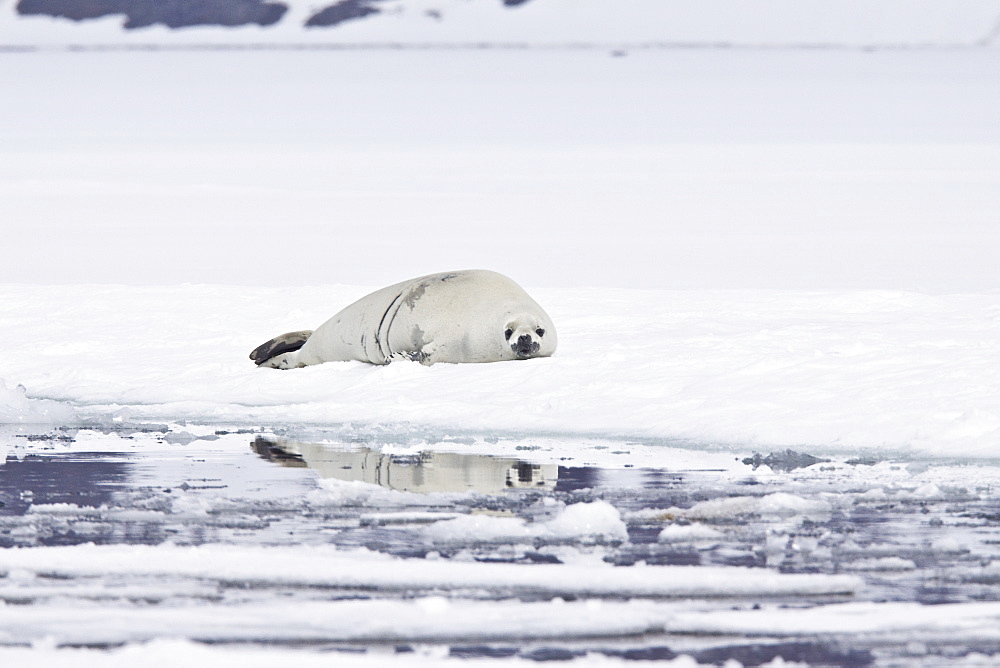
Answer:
2, 0, 1000, 665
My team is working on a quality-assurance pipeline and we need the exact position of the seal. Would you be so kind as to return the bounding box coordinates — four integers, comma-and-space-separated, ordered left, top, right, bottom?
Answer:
250, 270, 557, 368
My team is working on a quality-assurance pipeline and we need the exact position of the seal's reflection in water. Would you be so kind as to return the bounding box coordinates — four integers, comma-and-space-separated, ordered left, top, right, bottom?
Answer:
251, 437, 557, 494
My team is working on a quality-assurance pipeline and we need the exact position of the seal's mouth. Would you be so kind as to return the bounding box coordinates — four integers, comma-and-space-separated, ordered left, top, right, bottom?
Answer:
512, 335, 540, 359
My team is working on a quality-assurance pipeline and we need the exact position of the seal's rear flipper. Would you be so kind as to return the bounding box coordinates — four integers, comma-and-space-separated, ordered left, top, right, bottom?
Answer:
250, 330, 314, 366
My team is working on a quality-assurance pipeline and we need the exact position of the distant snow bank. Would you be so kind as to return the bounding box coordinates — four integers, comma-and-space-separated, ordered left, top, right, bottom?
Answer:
1, 0, 998, 49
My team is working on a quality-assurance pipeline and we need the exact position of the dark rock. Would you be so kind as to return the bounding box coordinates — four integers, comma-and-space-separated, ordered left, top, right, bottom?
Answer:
16, 0, 288, 30
305, 0, 385, 28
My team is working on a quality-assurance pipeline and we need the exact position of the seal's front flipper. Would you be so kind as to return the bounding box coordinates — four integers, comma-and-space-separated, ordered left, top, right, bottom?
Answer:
386, 349, 432, 365
250, 330, 314, 367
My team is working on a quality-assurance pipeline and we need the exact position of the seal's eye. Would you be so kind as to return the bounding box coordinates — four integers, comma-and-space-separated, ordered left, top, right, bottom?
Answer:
535, 328, 545, 337
504, 328, 513, 340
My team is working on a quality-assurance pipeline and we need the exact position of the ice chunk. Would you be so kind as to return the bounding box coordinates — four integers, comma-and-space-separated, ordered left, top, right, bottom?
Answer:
658, 523, 724, 543
420, 501, 628, 545
0, 379, 75, 425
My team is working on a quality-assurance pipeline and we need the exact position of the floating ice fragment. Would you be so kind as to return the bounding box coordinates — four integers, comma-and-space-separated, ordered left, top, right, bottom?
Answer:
420, 501, 628, 545
668, 601, 1000, 636
931, 537, 966, 554
844, 557, 917, 572
5, 568, 36, 582
420, 513, 536, 544
669, 493, 832, 521
26, 503, 94, 516
67, 521, 108, 536
658, 523, 724, 543
543, 501, 628, 542
9, 525, 38, 538
0, 544, 861, 598
416, 596, 450, 614
911, 483, 944, 498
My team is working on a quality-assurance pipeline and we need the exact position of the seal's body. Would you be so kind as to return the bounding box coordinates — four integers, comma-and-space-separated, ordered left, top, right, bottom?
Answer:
250, 270, 556, 368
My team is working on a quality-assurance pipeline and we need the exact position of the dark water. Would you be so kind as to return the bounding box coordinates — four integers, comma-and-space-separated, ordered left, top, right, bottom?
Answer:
2, 427, 1000, 665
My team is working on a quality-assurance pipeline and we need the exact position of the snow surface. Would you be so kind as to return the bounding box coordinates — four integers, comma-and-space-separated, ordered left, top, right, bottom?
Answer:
3, 5, 1000, 665
2, 51, 1000, 461
3, 284, 1000, 459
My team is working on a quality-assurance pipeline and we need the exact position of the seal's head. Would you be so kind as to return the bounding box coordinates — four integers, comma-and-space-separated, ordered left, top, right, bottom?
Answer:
504, 317, 553, 360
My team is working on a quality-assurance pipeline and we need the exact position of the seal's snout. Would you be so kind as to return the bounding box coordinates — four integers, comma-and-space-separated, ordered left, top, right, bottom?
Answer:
513, 334, 540, 359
